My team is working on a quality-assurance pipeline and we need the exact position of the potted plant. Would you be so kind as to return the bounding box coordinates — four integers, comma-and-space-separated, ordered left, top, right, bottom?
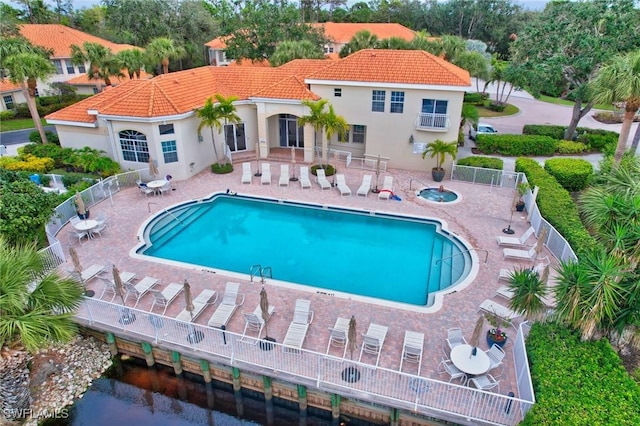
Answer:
422, 139, 458, 182
484, 309, 508, 348
515, 182, 530, 212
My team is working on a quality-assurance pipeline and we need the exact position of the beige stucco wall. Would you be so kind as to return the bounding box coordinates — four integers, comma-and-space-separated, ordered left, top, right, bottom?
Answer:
0, 89, 26, 112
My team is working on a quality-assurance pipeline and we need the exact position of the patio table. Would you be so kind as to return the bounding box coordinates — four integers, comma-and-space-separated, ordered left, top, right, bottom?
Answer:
450, 344, 491, 376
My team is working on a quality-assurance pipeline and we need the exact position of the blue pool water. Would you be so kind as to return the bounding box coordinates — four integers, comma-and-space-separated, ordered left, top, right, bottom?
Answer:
140, 195, 471, 306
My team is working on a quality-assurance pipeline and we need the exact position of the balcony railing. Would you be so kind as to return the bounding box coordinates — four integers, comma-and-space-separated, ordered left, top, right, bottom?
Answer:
415, 113, 449, 131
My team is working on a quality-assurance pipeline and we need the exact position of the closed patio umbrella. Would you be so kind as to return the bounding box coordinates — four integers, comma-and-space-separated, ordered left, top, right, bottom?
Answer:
260, 286, 270, 339
112, 265, 125, 305
290, 146, 298, 181
470, 315, 485, 355
75, 191, 86, 219
183, 279, 194, 320
539, 263, 550, 285
535, 227, 549, 261
347, 315, 357, 360
254, 143, 262, 177
149, 156, 160, 179
69, 247, 82, 274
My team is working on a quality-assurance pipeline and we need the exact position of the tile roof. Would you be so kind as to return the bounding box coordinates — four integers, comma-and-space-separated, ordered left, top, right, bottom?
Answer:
307, 49, 470, 87
65, 70, 153, 85
19, 24, 137, 58
0, 80, 21, 92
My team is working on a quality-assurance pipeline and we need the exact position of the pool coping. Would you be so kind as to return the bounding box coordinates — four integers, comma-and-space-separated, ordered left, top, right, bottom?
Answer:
414, 187, 463, 205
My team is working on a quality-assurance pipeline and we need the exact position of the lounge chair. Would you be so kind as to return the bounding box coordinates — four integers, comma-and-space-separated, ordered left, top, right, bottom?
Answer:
358, 323, 388, 366
175, 289, 218, 323
150, 282, 183, 315
278, 164, 290, 187
478, 299, 520, 329
335, 174, 351, 196
69, 264, 105, 283
283, 299, 314, 354
498, 263, 545, 282
241, 304, 275, 341
400, 330, 424, 374
123, 276, 159, 307
97, 271, 136, 301
299, 166, 312, 189
495, 285, 515, 301
326, 317, 350, 357
241, 162, 252, 184
503, 246, 537, 261
378, 176, 394, 200
496, 226, 535, 248
357, 175, 372, 197
207, 282, 245, 329
316, 169, 331, 190
261, 163, 271, 185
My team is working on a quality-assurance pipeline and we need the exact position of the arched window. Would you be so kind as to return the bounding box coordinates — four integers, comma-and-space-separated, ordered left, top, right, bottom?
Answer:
119, 130, 149, 163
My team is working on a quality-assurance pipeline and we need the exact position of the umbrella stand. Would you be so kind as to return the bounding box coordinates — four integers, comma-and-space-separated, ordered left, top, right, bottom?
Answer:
259, 285, 275, 351
371, 155, 381, 193
341, 315, 360, 382
289, 146, 298, 182
254, 143, 262, 177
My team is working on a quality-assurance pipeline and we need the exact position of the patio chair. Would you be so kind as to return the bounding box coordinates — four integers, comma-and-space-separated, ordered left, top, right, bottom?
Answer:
137, 181, 154, 197
358, 323, 388, 366
159, 182, 172, 197
241, 162, 252, 184
335, 174, 351, 196
326, 317, 350, 358
95, 211, 109, 229
69, 216, 81, 226
478, 299, 520, 329
316, 169, 331, 190
97, 271, 136, 301
357, 175, 372, 197
175, 289, 218, 323
90, 221, 107, 238
495, 285, 515, 301
241, 304, 275, 341
298, 166, 311, 189
437, 357, 467, 385
123, 276, 159, 308
150, 283, 183, 315
68, 228, 88, 245
486, 344, 506, 377
469, 374, 500, 393
400, 331, 424, 374
498, 263, 545, 282
283, 299, 314, 354
496, 226, 535, 248
261, 163, 271, 185
207, 282, 245, 329
503, 246, 537, 261
445, 327, 468, 352
279, 164, 290, 187
378, 176, 394, 200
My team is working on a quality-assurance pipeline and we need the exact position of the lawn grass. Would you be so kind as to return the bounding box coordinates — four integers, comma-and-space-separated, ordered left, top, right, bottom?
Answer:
477, 102, 519, 118
0, 118, 47, 132
538, 94, 613, 111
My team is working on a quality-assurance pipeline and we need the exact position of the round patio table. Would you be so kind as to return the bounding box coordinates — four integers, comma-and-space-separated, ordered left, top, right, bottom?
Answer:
450, 344, 491, 376
74, 219, 97, 234
146, 179, 169, 195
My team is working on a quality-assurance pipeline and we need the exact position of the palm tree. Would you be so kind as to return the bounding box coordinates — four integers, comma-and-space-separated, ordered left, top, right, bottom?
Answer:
3, 52, 55, 145
0, 237, 84, 419
270, 40, 325, 67
322, 104, 349, 174
339, 30, 378, 58
591, 50, 640, 162
298, 99, 348, 169
422, 139, 458, 182
195, 94, 241, 165
146, 37, 185, 74
116, 48, 146, 79
507, 268, 548, 321
70, 42, 122, 91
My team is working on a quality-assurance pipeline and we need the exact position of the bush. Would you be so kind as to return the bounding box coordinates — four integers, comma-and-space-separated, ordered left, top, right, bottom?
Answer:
476, 134, 558, 156
544, 158, 593, 192
0, 154, 55, 173
578, 132, 617, 153
463, 93, 484, 104
556, 141, 587, 154
456, 156, 503, 170
487, 102, 506, 112
211, 163, 233, 174
515, 158, 596, 255
28, 130, 60, 145
19, 143, 71, 168
522, 124, 566, 140
0, 110, 16, 120
61, 173, 95, 188
522, 323, 640, 425
310, 164, 336, 176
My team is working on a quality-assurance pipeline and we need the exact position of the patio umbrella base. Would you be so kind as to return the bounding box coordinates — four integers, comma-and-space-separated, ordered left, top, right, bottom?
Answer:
254, 172, 262, 177
502, 226, 515, 235
83, 290, 95, 298
260, 337, 276, 351
341, 366, 361, 383
118, 311, 136, 325
187, 330, 205, 344
289, 177, 299, 182
371, 188, 380, 194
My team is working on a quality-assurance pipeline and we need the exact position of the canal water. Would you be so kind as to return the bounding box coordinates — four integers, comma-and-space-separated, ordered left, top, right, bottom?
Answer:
47, 357, 380, 425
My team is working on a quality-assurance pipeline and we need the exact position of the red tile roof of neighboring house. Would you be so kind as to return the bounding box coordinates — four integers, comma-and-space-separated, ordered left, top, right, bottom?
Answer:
0, 80, 21, 92
66, 70, 153, 86
307, 49, 470, 87
228, 59, 272, 67
19, 24, 137, 58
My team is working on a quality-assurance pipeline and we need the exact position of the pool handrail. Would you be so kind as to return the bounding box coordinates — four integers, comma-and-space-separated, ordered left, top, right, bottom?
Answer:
435, 248, 488, 265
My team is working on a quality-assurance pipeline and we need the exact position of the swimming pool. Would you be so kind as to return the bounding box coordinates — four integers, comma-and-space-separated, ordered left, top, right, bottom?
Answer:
136, 194, 473, 307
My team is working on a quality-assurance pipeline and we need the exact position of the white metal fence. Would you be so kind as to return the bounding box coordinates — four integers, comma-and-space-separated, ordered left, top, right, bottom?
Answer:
76, 297, 533, 425
512, 322, 535, 419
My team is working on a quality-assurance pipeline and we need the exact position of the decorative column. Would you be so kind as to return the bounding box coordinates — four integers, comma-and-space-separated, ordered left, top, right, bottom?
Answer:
256, 103, 270, 158
303, 125, 315, 163
331, 393, 341, 420
297, 384, 307, 412
171, 351, 182, 375
200, 359, 211, 383
232, 367, 241, 392
141, 342, 154, 367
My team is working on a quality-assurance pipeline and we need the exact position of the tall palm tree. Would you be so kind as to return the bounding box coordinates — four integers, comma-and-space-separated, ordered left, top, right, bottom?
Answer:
591, 50, 640, 162
116, 48, 146, 79
339, 30, 378, 58
0, 237, 84, 419
3, 52, 55, 145
270, 40, 325, 67
323, 104, 349, 170
298, 99, 329, 164
507, 268, 548, 321
195, 94, 241, 165
70, 42, 121, 91
298, 100, 348, 169
146, 37, 185, 74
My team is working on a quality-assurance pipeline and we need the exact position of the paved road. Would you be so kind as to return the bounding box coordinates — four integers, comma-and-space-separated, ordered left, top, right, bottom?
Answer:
0, 126, 56, 145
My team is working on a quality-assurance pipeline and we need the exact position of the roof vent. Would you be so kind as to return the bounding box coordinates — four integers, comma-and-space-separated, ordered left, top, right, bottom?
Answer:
87, 109, 99, 115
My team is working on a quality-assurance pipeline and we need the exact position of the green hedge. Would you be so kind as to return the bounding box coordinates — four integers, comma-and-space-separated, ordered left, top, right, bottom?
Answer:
310, 164, 336, 176
522, 323, 640, 425
523, 125, 619, 153
522, 124, 566, 139
515, 158, 596, 254
463, 92, 484, 104
544, 158, 593, 192
476, 134, 558, 156
456, 156, 503, 170
556, 141, 587, 154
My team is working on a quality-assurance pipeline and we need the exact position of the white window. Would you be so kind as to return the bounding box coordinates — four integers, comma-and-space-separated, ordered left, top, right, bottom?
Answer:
66, 61, 75, 74
52, 59, 63, 74
338, 125, 366, 144
420, 99, 448, 128
372, 90, 385, 112
159, 124, 174, 135
119, 130, 149, 163
161, 140, 178, 163
390, 91, 404, 113
78, 63, 86, 73
3, 95, 14, 109
334, 88, 342, 97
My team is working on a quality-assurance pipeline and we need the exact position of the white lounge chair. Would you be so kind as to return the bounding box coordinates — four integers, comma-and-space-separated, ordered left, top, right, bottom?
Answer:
207, 282, 245, 329
123, 276, 159, 307
400, 330, 424, 374
150, 282, 183, 315
478, 299, 520, 329
279, 164, 290, 187
358, 323, 388, 366
326, 317, 350, 358
261, 163, 271, 185
335, 174, 351, 196
496, 226, 535, 248
98, 271, 136, 301
299, 166, 312, 189
241, 304, 275, 341
357, 175, 372, 197
241, 162, 252, 184
176, 289, 218, 323
316, 169, 331, 190
283, 299, 314, 354
378, 176, 394, 200
503, 246, 537, 261
69, 264, 105, 283
498, 263, 545, 282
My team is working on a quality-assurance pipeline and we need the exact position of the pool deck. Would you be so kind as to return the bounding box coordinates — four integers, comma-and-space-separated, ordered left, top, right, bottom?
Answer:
61, 160, 554, 404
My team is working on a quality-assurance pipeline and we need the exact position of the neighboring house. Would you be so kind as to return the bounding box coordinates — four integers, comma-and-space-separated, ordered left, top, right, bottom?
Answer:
0, 80, 25, 113
66, 70, 153, 96
46, 49, 470, 180
205, 22, 416, 66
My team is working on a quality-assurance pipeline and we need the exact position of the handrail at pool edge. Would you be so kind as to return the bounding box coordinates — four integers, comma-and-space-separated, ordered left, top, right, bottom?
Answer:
435, 248, 488, 265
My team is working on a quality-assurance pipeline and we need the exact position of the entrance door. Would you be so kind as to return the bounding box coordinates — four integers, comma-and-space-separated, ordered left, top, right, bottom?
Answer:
278, 114, 304, 148
224, 123, 247, 152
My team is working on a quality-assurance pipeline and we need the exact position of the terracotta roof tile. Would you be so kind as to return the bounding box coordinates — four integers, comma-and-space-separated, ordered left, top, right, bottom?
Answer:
19, 24, 137, 58
0, 80, 21, 92
251, 76, 320, 101
65, 70, 152, 85
312, 22, 416, 43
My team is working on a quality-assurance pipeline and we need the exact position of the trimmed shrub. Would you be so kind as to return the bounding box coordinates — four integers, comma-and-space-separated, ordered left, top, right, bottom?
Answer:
0, 110, 16, 120
544, 158, 593, 192
61, 173, 95, 188
0, 154, 54, 173
487, 102, 506, 112
456, 156, 503, 170
211, 163, 233, 174
463, 93, 484, 104
476, 134, 558, 156
28, 130, 60, 145
522, 323, 640, 425
19, 143, 72, 168
522, 124, 566, 139
515, 158, 596, 254
556, 141, 587, 154
310, 164, 336, 176
578, 132, 617, 152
